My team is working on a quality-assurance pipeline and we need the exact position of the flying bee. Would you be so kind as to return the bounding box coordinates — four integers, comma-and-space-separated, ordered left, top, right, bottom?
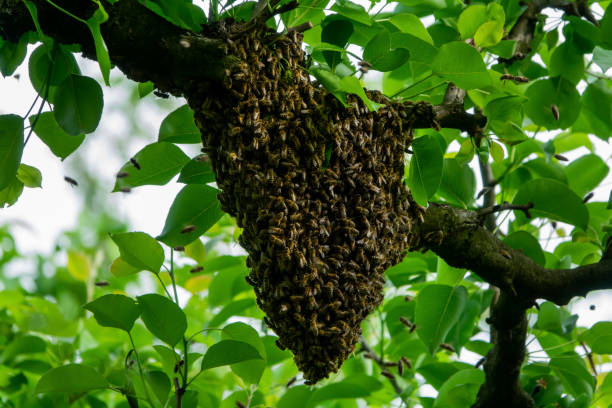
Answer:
94, 281, 109, 287
64, 176, 78, 187
190, 266, 204, 273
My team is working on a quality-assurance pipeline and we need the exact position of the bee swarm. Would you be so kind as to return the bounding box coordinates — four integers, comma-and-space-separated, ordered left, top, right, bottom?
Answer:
187, 21, 433, 383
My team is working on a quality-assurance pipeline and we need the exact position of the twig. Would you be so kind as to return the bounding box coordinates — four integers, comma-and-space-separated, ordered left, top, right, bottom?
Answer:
359, 337, 403, 396
580, 341, 597, 375
478, 201, 533, 219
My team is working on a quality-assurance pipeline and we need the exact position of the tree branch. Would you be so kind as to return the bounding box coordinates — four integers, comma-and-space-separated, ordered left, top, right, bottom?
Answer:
0, 0, 229, 93
0, 0, 486, 134
359, 338, 404, 396
472, 293, 534, 408
502, 0, 599, 62
417, 203, 612, 306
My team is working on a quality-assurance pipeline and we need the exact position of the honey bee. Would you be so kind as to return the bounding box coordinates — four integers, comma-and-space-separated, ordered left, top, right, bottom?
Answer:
64, 176, 78, 187
190, 266, 204, 274
130, 158, 141, 170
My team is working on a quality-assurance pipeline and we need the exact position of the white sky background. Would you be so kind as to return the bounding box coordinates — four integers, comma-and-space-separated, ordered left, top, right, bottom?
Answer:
0, 1, 612, 361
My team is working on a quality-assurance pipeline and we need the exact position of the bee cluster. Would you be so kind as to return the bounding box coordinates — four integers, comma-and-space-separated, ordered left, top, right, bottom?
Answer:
186, 21, 433, 383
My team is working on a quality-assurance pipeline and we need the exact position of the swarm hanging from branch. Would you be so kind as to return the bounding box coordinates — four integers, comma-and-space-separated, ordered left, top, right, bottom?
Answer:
186, 20, 433, 383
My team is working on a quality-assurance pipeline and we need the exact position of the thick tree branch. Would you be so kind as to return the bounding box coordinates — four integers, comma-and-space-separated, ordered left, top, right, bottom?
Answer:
0, 0, 229, 93
0, 0, 484, 133
433, 83, 486, 134
472, 293, 534, 408
417, 203, 612, 305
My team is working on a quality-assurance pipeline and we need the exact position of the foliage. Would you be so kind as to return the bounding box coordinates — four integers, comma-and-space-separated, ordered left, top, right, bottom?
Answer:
0, 0, 611, 406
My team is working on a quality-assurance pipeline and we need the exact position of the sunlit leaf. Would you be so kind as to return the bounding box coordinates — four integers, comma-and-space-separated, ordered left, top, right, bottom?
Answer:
111, 232, 164, 273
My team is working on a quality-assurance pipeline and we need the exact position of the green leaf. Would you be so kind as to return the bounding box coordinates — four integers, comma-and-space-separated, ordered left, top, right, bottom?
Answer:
54, 74, 104, 135
534, 302, 577, 337
283, 0, 328, 28
158, 104, 201, 144
137, 294, 187, 346
321, 17, 353, 69
525, 78, 581, 129
86, 6, 111, 86
157, 184, 225, 247
1, 335, 46, 364
457, 5, 488, 39
147, 370, 171, 406
363, 30, 410, 72
432, 42, 491, 90
0, 177, 24, 208
553, 132, 592, 154
29, 112, 85, 160
433, 369, 485, 408
35, 364, 108, 394
0, 35, 28, 76
307, 375, 382, 407
67, 250, 91, 282
549, 43, 584, 85
550, 353, 595, 398
110, 256, 141, 277
330, 0, 371, 26
178, 156, 215, 185
416, 284, 467, 354
222, 322, 266, 384
84, 294, 140, 332
565, 154, 609, 197
593, 47, 612, 72
278, 386, 313, 408
339, 76, 383, 111
201, 339, 263, 370
111, 232, 164, 273
138, 81, 155, 98
513, 178, 589, 228
490, 141, 504, 162
112, 142, 190, 191
209, 298, 256, 327
437, 158, 476, 208
581, 80, 612, 141
28, 43, 81, 104
389, 13, 433, 44
581, 322, 612, 354
16, 163, 42, 188
474, 20, 503, 48
436, 257, 465, 285
503, 231, 545, 266
408, 134, 443, 206
0, 114, 24, 190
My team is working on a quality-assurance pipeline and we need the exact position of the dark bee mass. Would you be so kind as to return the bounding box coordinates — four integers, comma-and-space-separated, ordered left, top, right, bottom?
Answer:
186, 21, 432, 383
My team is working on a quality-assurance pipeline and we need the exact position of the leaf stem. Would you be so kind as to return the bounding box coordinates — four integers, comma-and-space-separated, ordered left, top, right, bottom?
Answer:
128, 332, 154, 407
389, 73, 434, 99
44, 0, 87, 24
